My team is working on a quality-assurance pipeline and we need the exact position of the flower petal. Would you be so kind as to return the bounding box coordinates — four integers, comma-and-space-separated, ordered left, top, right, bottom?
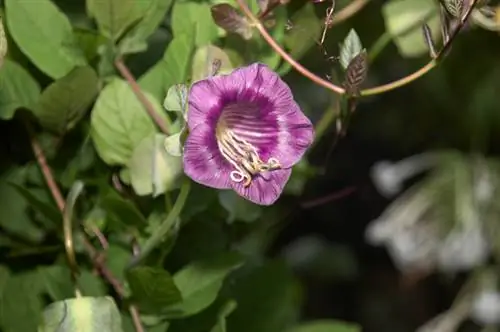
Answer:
183, 124, 232, 189
230, 168, 292, 205
187, 79, 224, 130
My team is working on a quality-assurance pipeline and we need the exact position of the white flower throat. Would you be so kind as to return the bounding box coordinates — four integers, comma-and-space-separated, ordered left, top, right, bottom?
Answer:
216, 116, 281, 187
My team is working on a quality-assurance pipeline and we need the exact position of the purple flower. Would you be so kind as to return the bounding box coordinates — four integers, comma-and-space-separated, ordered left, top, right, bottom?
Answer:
183, 63, 314, 205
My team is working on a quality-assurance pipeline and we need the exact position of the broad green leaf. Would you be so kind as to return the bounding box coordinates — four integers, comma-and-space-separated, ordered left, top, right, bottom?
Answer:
0, 270, 44, 332
74, 28, 107, 62
164, 252, 244, 318
100, 192, 147, 227
86, 0, 143, 41
284, 3, 322, 60
126, 266, 182, 313
10, 183, 60, 223
105, 245, 132, 282
339, 29, 363, 70
218, 191, 262, 223
164, 132, 183, 157
77, 270, 108, 297
5, 0, 87, 78
33, 66, 99, 134
128, 133, 183, 196
139, 33, 195, 102
211, 4, 253, 40
171, 1, 218, 47
90, 78, 167, 165
0, 168, 44, 243
0, 59, 41, 120
38, 296, 123, 332
382, 0, 441, 57
226, 261, 301, 332
288, 320, 361, 332
119, 0, 174, 54
191, 45, 234, 82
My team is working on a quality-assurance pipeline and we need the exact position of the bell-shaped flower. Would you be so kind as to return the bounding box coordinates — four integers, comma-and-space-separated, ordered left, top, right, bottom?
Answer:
183, 63, 314, 205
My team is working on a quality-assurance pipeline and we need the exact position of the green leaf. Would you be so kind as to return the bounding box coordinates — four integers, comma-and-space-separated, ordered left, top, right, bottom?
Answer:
191, 45, 234, 82
119, 0, 174, 54
288, 320, 361, 332
38, 265, 75, 301
126, 266, 182, 313
10, 183, 60, 223
210, 300, 238, 332
128, 133, 183, 196
100, 192, 147, 227
5, 0, 87, 78
105, 245, 132, 283
164, 252, 244, 318
38, 296, 123, 332
33, 66, 99, 134
0, 168, 44, 243
86, 0, 143, 41
339, 29, 363, 70
382, 0, 441, 58
139, 33, 195, 102
164, 84, 188, 114
74, 28, 107, 62
0, 17, 7, 69
226, 262, 301, 332
0, 270, 44, 332
164, 132, 183, 157
171, 1, 219, 47
284, 3, 322, 60
90, 78, 167, 166
0, 59, 41, 120
218, 191, 262, 223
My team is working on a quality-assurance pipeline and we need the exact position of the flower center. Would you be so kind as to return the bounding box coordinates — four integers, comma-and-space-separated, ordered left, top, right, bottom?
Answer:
215, 107, 281, 187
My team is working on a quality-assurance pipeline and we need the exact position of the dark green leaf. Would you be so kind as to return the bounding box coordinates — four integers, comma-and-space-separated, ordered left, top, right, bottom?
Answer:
100, 192, 147, 227
284, 3, 322, 59
38, 265, 75, 301
33, 66, 99, 134
288, 320, 361, 332
164, 252, 244, 318
218, 191, 262, 223
126, 266, 182, 313
139, 33, 195, 102
10, 183, 61, 223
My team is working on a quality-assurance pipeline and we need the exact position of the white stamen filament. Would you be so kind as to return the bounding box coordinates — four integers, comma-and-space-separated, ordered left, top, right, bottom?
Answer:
216, 119, 281, 187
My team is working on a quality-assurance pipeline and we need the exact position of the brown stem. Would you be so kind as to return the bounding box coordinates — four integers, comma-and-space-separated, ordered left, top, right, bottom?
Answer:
301, 186, 357, 209
236, 0, 478, 96
28, 125, 144, 332
115, 58, 169, 135
330, 0, 369, 26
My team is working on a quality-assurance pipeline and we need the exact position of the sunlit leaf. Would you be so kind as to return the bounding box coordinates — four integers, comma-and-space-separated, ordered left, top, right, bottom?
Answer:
339, 29, 363, 70
171, 1, 219, 47
191, 45, 233, 82
90, 78, 168, 165
38, 296, 123, 332
5, 0, 87, 78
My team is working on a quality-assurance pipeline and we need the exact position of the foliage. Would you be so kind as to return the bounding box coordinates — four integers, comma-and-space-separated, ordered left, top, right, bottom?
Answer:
0, 0, 499, 331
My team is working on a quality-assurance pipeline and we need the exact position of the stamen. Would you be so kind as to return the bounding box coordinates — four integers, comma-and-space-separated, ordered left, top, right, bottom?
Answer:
216, 119, 281, 187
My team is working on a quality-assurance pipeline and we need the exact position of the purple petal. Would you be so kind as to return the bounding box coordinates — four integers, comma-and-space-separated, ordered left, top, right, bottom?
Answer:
183, 124, 232, 189
187, 79, 224, 131
230, 168, 292, 205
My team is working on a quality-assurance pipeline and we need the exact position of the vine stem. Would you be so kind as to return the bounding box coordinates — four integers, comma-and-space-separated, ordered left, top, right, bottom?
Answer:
235, 0, 479, 97
329, 0, 369, 26
27, 125, 145, 332
115, 58, 169, 135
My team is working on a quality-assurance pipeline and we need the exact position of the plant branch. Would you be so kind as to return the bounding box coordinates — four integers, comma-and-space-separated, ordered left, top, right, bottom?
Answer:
28, 126, 144, 332
330, 0, 369, 26
115, 57, 169, 135
236, 0, 478, 97
301, 186, 357, 209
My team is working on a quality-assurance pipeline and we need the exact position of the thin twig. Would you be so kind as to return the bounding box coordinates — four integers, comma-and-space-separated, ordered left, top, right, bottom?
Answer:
330, 0, 369, 26
236, 0, 478, 97
115, 58, 169, 135
301, 186, 357, 209
28, 126, 145, 332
